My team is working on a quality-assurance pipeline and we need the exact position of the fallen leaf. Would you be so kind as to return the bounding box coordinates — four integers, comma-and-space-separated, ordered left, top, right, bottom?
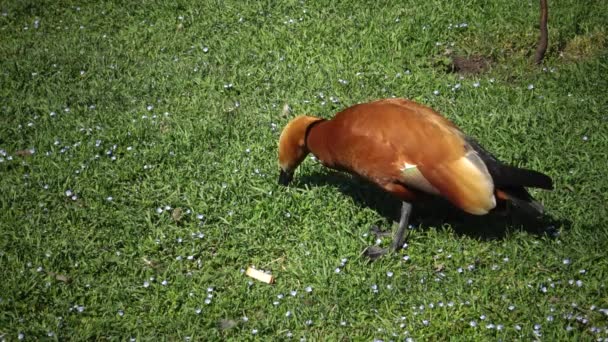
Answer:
143, 257, 160, 269
15, 149, 33, 157
47, 271, 72, 283
172, 207, 183, 222
218, 319, 237, 330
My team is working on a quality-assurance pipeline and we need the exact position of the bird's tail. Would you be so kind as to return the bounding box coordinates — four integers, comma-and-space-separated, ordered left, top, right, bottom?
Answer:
492, 164, 553, 190
495, 187, 545, 217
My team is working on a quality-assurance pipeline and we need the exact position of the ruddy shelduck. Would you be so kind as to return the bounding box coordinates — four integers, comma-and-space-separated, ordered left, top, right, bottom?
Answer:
278, 98, 553, 258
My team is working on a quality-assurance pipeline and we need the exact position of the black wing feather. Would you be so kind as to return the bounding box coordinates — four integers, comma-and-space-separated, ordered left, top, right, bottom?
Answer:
466, 138, 553, 190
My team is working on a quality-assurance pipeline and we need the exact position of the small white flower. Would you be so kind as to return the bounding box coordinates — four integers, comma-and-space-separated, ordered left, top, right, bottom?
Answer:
563, 258, 571, 265
305, 286, 313, 293
65, 189, 73, 197
403, 255, 410, 261
161, 280, 168, 286
118, 309, 124, 316
527, 84, 534, 90
203, 47, 209, 53
143, 281, 150, 288
433, 90, 440, 95
106, 196, 113, 201
576, 280, 583, 287
470, 320, 477, 327
387, 271, 393, 277
285, 311, 292, 317
147, 105, 154, 111
77, 305, 85, 312
473, 82, 480, 87
242, 316, 249, 322
290, 290, 297, 296
204, 298, 211, 304
156, 207, 163, 214
335, 267, 341, 273
251, 329, 258, 335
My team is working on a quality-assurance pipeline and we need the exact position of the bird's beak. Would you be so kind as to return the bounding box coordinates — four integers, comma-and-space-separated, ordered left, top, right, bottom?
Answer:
278, 169, 293, 186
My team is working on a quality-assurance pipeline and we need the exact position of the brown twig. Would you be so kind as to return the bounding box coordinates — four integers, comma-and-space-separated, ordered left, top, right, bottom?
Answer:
534, 0, 549, 64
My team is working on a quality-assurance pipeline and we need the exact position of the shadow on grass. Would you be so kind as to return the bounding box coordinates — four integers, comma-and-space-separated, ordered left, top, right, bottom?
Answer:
296, 170, 570, 240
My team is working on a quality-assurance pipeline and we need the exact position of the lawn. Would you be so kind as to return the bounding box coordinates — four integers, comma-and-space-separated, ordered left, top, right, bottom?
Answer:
1, 0, 607, 340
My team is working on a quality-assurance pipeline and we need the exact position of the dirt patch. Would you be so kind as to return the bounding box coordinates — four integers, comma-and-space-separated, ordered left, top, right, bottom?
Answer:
560, 30, 607, 61
448, 54, 492, 74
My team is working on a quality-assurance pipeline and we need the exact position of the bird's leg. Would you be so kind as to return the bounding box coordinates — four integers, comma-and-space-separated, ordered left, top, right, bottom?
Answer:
364, 201, 413, 260
369, 225, 392, 238
390, 201, 412, 251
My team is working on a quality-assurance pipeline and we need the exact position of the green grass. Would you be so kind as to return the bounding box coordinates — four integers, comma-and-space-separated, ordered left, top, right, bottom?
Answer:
1, 0, 608, 340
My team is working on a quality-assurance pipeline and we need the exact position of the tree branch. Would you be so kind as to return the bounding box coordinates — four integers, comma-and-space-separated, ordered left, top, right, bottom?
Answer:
534, 0, 549, 64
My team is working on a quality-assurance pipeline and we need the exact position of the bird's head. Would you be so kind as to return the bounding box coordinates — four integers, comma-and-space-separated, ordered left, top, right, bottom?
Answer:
278, 115, 322, 186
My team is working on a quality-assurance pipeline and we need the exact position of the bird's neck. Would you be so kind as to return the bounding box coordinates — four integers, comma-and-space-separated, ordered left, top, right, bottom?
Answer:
305, 120, 333, 167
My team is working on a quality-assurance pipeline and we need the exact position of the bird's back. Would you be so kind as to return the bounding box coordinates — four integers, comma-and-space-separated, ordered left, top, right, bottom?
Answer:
310, 98, 497, 215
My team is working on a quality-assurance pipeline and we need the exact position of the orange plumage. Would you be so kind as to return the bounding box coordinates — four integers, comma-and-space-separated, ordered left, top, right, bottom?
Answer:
278, 98, 553, 257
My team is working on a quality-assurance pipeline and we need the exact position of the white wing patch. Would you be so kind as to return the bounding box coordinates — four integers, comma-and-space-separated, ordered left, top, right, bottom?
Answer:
400, 162, 440, 194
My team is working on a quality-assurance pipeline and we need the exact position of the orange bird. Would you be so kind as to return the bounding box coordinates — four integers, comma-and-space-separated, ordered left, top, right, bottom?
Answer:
278, 98, 553, 258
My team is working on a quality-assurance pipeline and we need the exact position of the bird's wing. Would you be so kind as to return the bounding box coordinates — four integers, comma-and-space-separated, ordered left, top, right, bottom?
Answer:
334, 99, 496, 215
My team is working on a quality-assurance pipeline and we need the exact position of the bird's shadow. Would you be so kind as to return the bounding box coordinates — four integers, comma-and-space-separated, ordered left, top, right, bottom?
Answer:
297, 170, 569, 240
